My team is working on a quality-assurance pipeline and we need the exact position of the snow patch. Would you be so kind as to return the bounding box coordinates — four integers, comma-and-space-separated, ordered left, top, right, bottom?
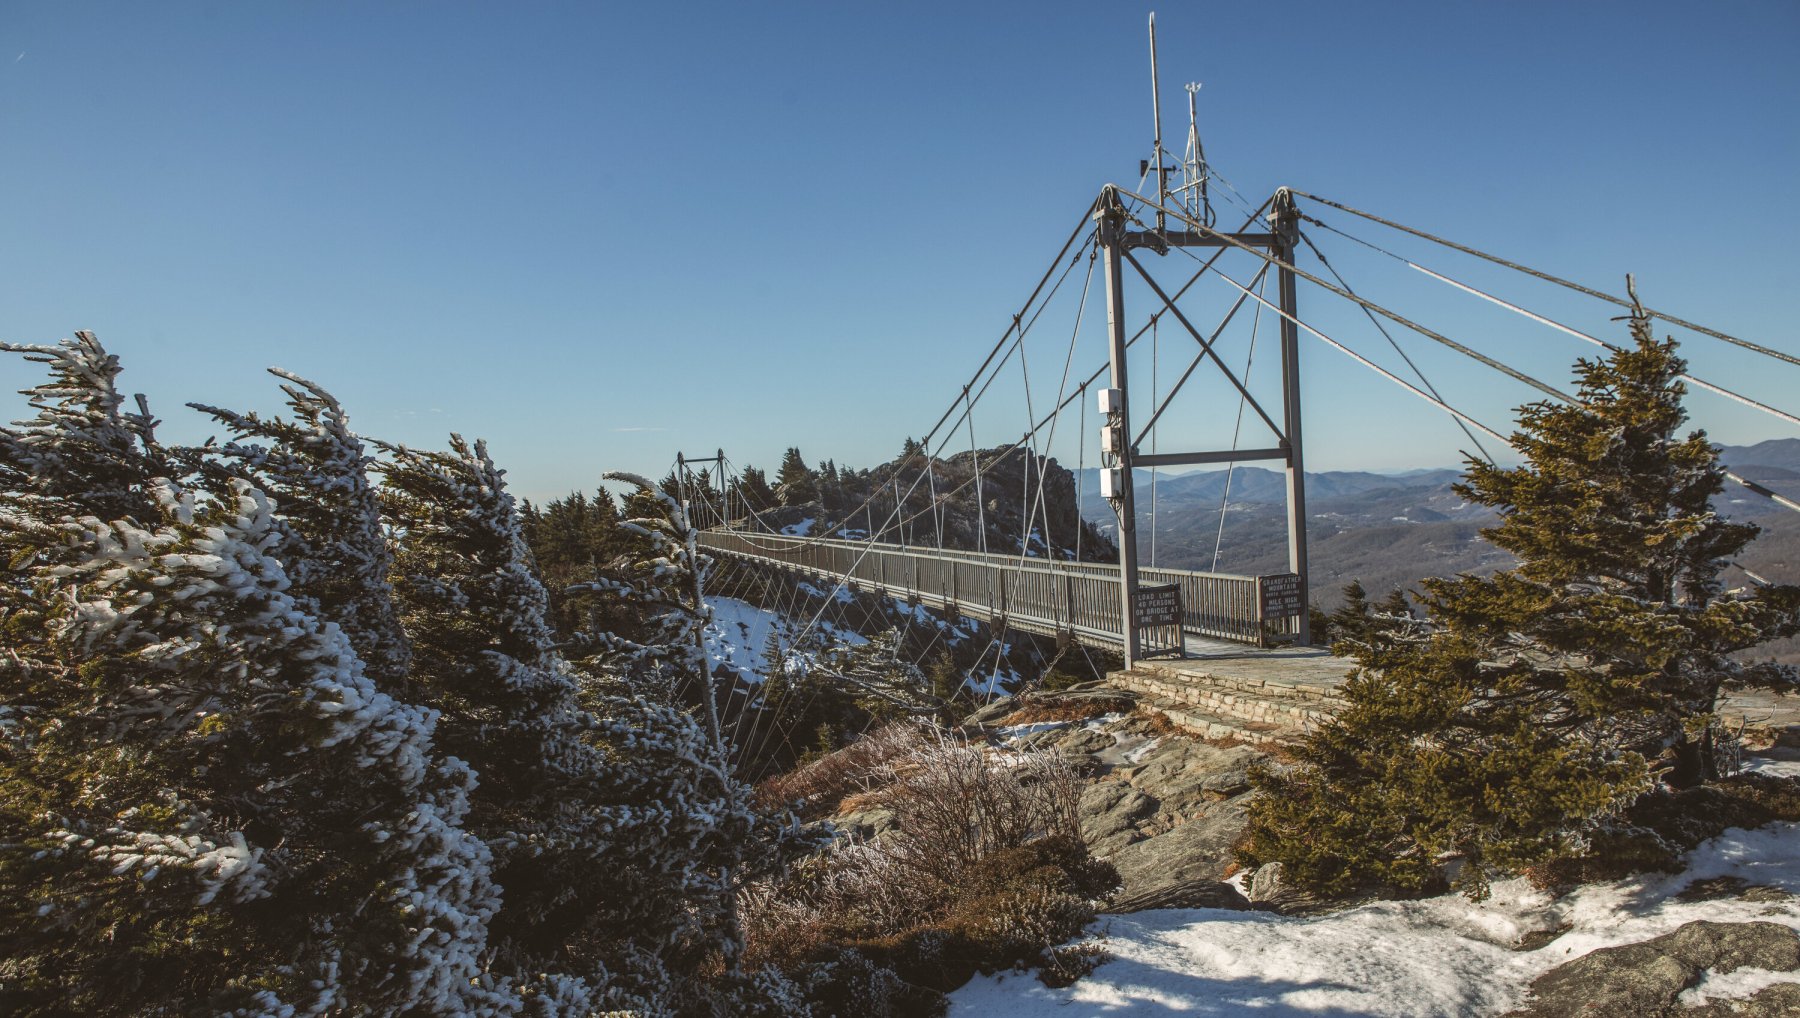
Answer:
994, 720, 1072, 741
798, 581, 855, 605
702, 596, 866, 687
949, 823, 1800, 1017
1742, 755, 1800, 780
964, 665, 1020, 700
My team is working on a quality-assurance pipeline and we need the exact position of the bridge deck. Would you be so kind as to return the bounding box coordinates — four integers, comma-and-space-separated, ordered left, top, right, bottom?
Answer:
700, 529, 1297, 648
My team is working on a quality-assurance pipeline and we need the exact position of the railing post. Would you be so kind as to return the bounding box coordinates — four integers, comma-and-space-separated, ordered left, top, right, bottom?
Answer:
1255, 574, 1269, 649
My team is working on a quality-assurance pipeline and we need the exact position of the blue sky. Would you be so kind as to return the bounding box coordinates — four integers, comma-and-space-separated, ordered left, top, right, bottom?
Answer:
3, 1, 1797, 503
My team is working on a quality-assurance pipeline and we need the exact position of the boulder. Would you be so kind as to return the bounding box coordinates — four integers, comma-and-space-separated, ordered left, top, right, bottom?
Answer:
1108, 878, 1253, 914
963, 697, 1018, 726
1116, 738, 1260, 807
833, 806, 898, 841
1079, 782, 1160, 856
1106, 792, 1254, 894
1054, 726, 1117, 757
1245, 861, 1330, 915
1503, 920, 1800, 1018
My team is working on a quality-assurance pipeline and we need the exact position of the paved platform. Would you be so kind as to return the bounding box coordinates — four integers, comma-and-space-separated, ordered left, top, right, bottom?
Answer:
1721, 688, 1800, 746
1147, 636, 1356, 696
1114, 636, 1800, 747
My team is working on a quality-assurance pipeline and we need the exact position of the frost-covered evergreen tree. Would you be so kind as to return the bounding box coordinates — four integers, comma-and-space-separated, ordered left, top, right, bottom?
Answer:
1242, 303, 1800, 899
0, 337, 510, 1015
187, 369, 412, 690
381, 442, 780, 1013
585, 471, 730, 742
0, 332, 166, 521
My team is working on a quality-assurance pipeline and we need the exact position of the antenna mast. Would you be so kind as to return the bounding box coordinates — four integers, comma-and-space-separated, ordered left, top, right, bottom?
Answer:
1148, 12, 1167, 231
1178, 82, 1214, 227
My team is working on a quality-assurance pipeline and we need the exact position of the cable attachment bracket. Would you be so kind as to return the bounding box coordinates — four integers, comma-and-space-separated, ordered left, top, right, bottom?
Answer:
1269, 187, 1301, 244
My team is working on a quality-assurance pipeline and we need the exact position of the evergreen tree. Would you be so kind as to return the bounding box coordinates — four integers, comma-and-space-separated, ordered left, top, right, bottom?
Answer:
816, 460, 841, 511
1323, 581, 1418, 655
737, 465, 776, 514
0, 338, 508, 1015
522, 488, 638, 642
578, 472, 820, 1003
1242, 305, 1800, 899
187, 369, 412, 690
381, 442, 772, 1011
0, 332, 165, 521
775, 447, 816, 507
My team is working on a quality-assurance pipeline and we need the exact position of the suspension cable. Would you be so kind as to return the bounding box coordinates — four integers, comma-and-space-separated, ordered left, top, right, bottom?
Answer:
1214, 270, 1270, 572
1151, 232, 1510, 442
1297, 230, 1494, 462
916, 210, 1098, 448
1311, 224, 1800, 433
1286, 189, 1800, 369
1142, 194, 1800, 516
1120, 187, 1579, 405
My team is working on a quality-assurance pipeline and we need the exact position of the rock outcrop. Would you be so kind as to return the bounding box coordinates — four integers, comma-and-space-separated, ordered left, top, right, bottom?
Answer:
1502, 920, 1800, 1018
961, 689, 1271, 903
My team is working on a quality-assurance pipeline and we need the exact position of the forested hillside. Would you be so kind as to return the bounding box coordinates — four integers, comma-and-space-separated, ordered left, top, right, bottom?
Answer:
714, 443, 1116, 563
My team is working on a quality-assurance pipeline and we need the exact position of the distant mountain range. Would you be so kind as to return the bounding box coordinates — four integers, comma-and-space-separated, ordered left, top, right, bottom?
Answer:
1075, 439, 1800, 659
1078, 439, 1800, 526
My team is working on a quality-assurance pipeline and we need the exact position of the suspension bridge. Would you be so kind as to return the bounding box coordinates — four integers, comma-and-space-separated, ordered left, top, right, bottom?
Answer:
678, 177, 1800, 666
659, 19, 1800, 749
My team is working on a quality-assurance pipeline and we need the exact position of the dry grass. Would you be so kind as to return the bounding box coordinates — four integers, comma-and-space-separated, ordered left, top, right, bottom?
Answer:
999, 694, 1137, 727
1130, 705, 1180, 738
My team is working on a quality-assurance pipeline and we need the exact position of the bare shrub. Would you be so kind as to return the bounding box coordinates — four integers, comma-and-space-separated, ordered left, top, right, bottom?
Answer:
1038, 942, 1109, 988
742, 723, 1117, 1006
754, 721, 920, 818
867, 729, 1086, 906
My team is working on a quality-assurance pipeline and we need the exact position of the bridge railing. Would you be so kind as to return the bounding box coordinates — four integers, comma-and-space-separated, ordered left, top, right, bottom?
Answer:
696, 530, 1273, 646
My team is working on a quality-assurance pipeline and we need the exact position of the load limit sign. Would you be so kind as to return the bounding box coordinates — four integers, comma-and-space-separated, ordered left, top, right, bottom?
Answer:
1259, 573, 1304, 619
1132, 583, 1183, 628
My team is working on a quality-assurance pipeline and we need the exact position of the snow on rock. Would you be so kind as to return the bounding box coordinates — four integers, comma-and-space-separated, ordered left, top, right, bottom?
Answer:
780, 518, 816, 537
993, 720, 1074, 742
948, 823, 1800, 1017
1678, 964, 1797, 1006
702, 597, 792, 686
963, 665, 1020, 700
797, 581, 855, 605
701, 596, 866, 686
893, 601, 980, 645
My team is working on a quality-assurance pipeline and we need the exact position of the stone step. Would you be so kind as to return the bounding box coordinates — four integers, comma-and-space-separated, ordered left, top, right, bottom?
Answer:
1179, 685, 1338, 730
1112, 671, 1343, 725
1121, 661, 1347, 704
1136, 697, 1293, 747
